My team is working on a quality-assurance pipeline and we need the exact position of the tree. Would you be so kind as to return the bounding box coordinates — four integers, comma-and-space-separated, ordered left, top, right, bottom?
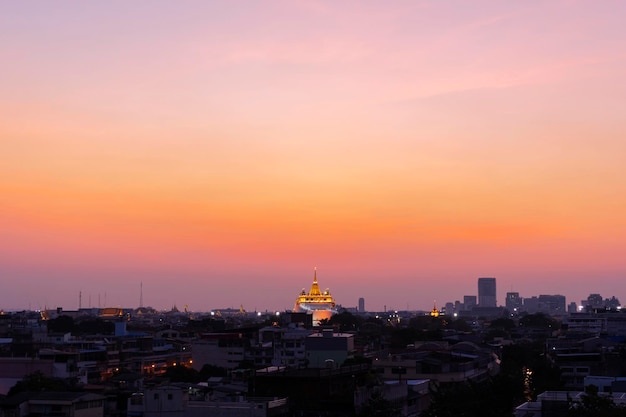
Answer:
519, 313, 556, 329
568, 385, 626, 417
500, 342, 562, 401
357, 391, 400, 417
8, 371, 77, 396
489, 318, 515, 331
164, 365, 200, 383
326, 311, 364, 332
74, 318, 114, 335
197, 364, 227, 380
47, 315, 74, 333
421, 379, 515, 417
447, 317, 472, 332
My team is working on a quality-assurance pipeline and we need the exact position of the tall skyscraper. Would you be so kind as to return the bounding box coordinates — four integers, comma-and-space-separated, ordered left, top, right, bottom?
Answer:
478, 277, 497, 307
358, 297, 365, 312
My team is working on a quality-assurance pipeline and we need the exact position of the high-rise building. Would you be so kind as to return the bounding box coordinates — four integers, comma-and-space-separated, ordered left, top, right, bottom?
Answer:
358, 297, 365, 312
505, 292, 522, 312
463, 295, 477, 311
478, 277, 497, 307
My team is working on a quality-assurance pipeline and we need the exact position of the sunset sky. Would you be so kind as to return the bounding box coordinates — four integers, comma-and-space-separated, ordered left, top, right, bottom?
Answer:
2, 1, 626, 312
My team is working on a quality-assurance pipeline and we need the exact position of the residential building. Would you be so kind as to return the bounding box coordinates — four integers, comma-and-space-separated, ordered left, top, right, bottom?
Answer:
305, 329, 354, 368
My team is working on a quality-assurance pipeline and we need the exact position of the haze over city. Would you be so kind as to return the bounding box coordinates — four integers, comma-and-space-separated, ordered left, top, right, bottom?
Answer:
2, 1, 626, 313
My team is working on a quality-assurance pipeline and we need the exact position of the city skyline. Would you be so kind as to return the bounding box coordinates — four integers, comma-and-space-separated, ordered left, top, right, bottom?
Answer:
2, 2, 626, 312
1, 272, 622, 314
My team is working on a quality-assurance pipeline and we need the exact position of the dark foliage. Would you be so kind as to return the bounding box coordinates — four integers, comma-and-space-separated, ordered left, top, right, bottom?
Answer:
73, 318, 115, 335
421, 379, 515, 417
163, 365, 200, 382
326, 311, 365, 332
198, 364, 227, 379
8, 371, 79, 396
500, 342, 563, 400
568, 385, 626, 417
519, 313, 557, 329
489, 318, 516, 331
357, 391, 400, 417
46, 315, 74, 333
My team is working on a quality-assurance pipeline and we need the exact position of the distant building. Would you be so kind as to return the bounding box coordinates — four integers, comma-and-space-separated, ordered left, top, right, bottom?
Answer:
522, 295, 567, 315
587, 294, 604, 309
583, 296, 624, 312
478, 278, 497, 308
358, 297, 365, 313
538, 294, 566, 315
523, 296, 540, 313
505, 292, 522, 312
606, 296, 621, 309
568, 302, 578, 314
463, 296, 477, 311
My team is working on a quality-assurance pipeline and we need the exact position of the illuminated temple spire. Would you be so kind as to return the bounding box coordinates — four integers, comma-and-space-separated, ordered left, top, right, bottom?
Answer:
309, 267, 321, 296
430, 300, 440, 317
294, 268, 337, 325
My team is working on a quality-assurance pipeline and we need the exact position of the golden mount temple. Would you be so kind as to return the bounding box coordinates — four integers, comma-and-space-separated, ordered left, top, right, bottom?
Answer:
294, 268, 337, 326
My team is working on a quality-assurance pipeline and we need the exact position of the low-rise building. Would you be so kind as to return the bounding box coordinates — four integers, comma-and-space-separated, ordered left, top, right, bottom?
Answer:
127, 385, 289, 417
373, 342, 499, 385
305, 330, 354, 368
0, 392, 105, 417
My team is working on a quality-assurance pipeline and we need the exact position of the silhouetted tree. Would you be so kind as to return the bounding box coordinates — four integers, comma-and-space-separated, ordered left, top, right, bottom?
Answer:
198, 364, 227, 379
447, 318, 472, 332
500, 342, 562, 401
489, 318, 516, 331
326, 311, 364, 332
73, 318, 114, 335
568, 385, 626, 417
164, 365, 200, 382
357, 391, 400, 417
519, 313, 556, 329
422, 379, 514, 417
46, 315, 74, 333
8, 371, 77, 396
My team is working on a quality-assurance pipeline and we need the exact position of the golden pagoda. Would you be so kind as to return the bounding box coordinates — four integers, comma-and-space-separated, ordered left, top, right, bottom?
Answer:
294, 268, 337, 325
430, 301, 440, 318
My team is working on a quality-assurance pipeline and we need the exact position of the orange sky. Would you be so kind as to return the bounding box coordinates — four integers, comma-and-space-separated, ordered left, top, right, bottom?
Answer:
1, 1, 626, 311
